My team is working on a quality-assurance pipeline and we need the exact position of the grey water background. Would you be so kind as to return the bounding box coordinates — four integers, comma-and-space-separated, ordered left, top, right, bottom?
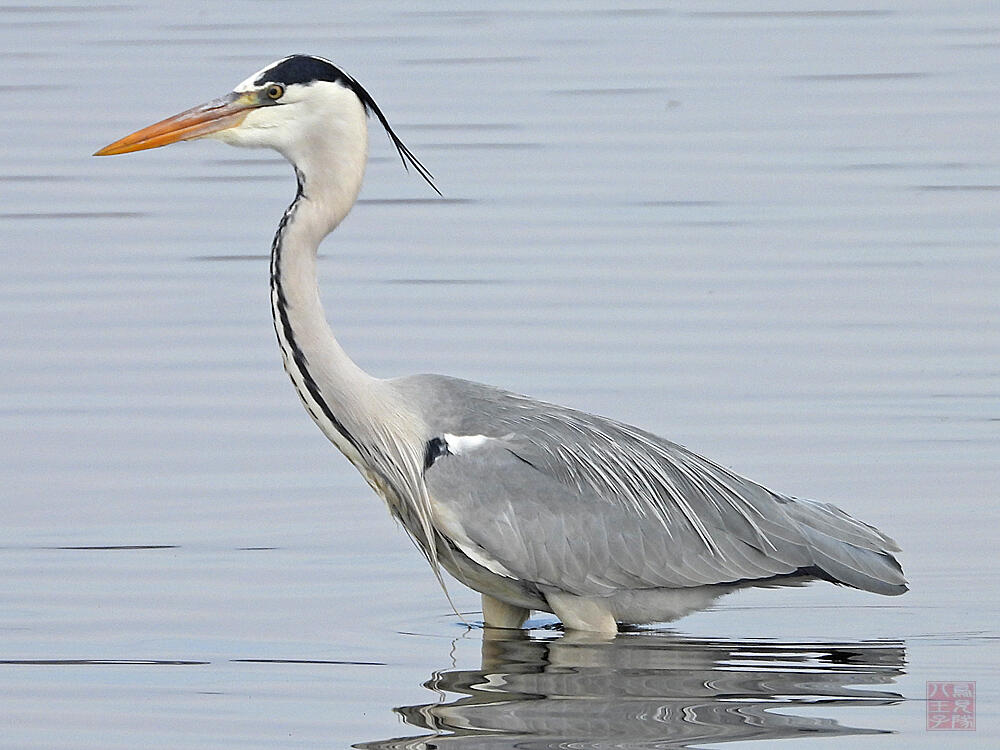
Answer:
1, 1, 997, 747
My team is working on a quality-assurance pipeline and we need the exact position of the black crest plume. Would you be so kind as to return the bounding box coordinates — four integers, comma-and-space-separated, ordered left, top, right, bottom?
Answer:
257, 55, 440, 195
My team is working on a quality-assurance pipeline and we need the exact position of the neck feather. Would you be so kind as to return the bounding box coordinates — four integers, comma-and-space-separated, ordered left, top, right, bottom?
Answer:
265, 95, 443, 577
268, 167, 436, 552
268, 152, 372, 465
265, 83, 373, 444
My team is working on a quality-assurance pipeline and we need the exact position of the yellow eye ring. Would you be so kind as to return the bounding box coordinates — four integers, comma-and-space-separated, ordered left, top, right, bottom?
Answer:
265, 84, 284, 100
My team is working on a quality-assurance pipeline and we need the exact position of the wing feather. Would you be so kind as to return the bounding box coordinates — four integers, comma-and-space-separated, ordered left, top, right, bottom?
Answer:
395, 374, 906, 598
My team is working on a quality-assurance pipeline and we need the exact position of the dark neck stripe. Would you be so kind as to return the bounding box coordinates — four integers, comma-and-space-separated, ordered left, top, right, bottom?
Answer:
269, 176, 365, 459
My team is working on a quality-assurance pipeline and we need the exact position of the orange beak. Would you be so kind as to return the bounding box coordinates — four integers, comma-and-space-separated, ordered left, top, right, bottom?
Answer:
94, 92, 260, 156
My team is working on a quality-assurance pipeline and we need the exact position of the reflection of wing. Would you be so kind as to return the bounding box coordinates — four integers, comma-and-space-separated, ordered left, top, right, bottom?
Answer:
356, 632, 906, 749
417, 376, 907, 598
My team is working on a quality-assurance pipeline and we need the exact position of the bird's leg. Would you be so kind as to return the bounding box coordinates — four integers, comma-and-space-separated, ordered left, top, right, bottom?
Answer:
545, 592, 619, 635
481, 594, 529, 629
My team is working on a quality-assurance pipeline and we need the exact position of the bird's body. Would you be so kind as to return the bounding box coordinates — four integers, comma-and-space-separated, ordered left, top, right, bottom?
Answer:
97, 55, 907, 634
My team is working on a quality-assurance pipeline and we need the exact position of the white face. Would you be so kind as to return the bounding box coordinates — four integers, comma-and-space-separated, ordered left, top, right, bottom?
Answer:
95, 55, 405, 198
94, 56, 367, 160
207, 77, 367, 162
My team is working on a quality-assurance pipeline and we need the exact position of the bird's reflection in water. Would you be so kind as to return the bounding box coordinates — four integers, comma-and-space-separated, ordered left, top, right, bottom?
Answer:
356, 628, 904, 749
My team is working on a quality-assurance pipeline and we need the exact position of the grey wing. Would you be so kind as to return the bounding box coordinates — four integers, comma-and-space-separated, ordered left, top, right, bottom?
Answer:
422, 417, 907, 598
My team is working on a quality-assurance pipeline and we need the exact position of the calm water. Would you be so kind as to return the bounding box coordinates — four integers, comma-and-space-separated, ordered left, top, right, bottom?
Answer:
2, 2, 998, 748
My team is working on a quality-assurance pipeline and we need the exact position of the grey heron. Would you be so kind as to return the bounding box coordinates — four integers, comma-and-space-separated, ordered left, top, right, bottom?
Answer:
96, 55, 907, 634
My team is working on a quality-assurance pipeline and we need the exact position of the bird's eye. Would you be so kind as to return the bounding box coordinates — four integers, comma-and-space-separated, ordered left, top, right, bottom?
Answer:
265, 84, 285, 100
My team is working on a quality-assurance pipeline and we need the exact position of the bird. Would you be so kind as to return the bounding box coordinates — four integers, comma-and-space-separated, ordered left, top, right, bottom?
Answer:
95, 55, 907, 634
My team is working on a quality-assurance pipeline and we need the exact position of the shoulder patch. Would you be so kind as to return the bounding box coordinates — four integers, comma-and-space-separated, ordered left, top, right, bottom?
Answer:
424, 434, 495, 470
444, 434, 491, 454
424, 436, 451, 470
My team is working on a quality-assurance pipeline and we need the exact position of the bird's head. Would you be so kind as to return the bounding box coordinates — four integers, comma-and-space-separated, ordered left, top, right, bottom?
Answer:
96, 54, 436, 192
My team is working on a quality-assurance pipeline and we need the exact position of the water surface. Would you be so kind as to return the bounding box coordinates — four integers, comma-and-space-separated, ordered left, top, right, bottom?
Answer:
1, 2, 997, 748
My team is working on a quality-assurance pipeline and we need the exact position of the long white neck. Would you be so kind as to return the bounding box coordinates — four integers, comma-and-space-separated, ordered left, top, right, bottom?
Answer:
260, 81, 445, 572
267, 96, 380, 468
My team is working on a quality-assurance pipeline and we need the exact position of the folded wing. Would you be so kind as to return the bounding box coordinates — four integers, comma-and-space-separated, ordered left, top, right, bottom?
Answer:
423, 408, 907, 598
